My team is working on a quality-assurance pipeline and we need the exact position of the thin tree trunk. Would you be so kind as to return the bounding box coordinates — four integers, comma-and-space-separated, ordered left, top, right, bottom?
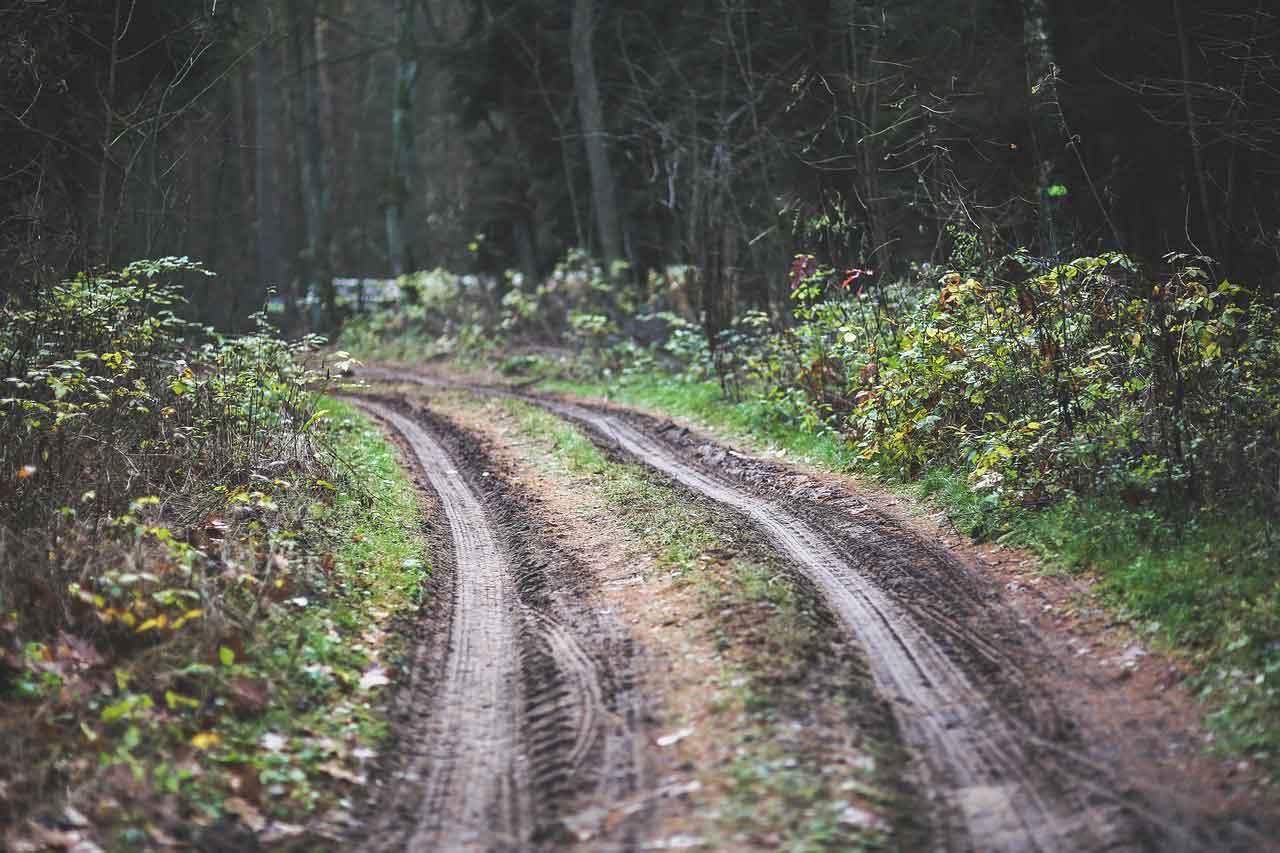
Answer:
234, 62, 256, 282
1173, 0, 1223, 261
1021, 0, 1062, 256
570, 0, 625, 270
254, 6, 284, 318
94, 0, 123, 264
387, 0, 419, 277
290, 0, 333, 329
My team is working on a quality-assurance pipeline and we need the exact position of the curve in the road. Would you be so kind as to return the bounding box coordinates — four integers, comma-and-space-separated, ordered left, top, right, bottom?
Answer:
353, 399, 531, 851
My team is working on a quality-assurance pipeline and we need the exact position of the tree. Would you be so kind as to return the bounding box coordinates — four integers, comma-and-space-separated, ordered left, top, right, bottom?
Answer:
570, 0, 625, 270
386, 0, 419, 276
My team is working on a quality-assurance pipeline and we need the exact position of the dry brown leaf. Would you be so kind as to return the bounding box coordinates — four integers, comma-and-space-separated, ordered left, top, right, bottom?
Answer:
317, 761, 367, 785
223, 796, 266, 832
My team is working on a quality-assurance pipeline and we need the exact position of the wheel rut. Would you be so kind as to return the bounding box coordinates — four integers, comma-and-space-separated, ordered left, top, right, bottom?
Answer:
525, 395, 1134, 853
351, 396, 647, 851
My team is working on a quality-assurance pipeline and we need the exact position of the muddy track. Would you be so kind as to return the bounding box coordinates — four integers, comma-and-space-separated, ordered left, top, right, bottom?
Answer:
521, 394, 1151, 852
526, 397, 1280, 853
357, 367, 1270, 852
350, 397, 647, 851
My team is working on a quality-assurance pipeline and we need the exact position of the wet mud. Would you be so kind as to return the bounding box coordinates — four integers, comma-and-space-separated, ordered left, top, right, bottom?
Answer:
349, 397, 648, 851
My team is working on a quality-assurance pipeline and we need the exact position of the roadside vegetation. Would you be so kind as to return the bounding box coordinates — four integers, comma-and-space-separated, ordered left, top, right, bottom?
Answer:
341, 243, 1280, 777
0, 261, 428, 849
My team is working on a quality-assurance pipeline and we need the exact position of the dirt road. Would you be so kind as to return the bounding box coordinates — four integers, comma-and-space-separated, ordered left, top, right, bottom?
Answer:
352, 368, 1275, 852
351, 398, 646, 851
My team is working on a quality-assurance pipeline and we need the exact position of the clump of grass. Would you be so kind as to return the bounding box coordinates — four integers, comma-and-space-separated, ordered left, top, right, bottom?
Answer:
543, 374, 860, 471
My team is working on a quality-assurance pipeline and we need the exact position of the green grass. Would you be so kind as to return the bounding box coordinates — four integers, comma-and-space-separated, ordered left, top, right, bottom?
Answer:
543, 374, 862, 471
539, 371, 1280, 778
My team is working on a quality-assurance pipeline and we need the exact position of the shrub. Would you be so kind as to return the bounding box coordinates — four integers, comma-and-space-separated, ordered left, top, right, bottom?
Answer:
0, 257, 328, 637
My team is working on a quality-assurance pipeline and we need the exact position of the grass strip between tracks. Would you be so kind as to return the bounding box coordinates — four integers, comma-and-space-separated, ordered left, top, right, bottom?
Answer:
540, 372, 1280, 780
446, 390, 898, 850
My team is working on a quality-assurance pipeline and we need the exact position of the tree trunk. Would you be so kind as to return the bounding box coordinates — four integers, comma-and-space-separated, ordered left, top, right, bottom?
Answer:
386, 0, 419, 277
254, 6, 284, 319
570, 0, 625, 270
290, 0, 334, 329
1021, 0, 1062, 257
94, 0, 122, 264
1172, 0, 1223, 261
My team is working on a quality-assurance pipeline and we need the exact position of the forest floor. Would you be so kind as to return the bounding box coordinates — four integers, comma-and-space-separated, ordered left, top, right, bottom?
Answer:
343, 362, 1278, 852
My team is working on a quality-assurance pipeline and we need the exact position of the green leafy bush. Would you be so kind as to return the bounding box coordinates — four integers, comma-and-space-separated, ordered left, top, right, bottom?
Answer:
840, 253, 1280, 514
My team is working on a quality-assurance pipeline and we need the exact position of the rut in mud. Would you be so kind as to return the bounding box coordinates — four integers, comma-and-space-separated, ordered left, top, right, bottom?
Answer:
357, 366, 1273, 852
516, 395, 1144, 852
350, 397, 647, 851
518, 395, 1276, 853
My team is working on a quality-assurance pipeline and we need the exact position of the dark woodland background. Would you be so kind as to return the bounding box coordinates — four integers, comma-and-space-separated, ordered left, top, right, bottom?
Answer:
3, 0, 1278, 327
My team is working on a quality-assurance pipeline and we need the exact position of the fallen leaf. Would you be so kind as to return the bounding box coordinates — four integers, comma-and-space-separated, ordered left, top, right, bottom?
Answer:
317, 761, 367, 785
230, 677, 269, 715
260, 822, 306, 844
61, 806, 90, 828
655, 727, 695, 747
358, 668, 391, 690
57, 634, 106, 669
146, 825, 181, 847
223, 797, 265, 832
260, 732, 288, 752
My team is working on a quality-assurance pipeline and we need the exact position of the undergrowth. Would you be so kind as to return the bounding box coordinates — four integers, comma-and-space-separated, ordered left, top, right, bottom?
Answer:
0, 262, 428, 848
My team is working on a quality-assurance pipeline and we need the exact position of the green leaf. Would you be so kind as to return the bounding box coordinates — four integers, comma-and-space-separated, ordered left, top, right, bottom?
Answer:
219, 646, 235, 667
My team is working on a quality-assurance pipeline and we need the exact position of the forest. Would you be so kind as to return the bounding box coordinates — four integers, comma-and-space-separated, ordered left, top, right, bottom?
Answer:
2, 0, 1279, 850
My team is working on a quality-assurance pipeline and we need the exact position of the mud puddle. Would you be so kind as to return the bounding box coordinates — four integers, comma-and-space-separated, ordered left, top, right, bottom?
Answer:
349, 397, 647, 851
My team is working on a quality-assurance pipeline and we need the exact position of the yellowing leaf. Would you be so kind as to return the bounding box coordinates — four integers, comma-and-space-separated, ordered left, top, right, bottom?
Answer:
172, 609, 204, 629
165, 690, 200, 710
136, 614, 169, 633
190, 731, 220, 750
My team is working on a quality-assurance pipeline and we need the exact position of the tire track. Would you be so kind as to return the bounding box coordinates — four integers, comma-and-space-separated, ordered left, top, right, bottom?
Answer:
351, 398, 647, 851
522, 395, 1155, 852
354, 399, 531, 851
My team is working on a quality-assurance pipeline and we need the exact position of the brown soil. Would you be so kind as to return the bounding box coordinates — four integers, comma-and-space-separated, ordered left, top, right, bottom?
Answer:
427, 388, 918, 850
348, 396, 648, 851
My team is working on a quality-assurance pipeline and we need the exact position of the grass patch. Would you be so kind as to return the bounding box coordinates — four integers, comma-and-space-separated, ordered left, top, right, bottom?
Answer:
542, 374, 861, 471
